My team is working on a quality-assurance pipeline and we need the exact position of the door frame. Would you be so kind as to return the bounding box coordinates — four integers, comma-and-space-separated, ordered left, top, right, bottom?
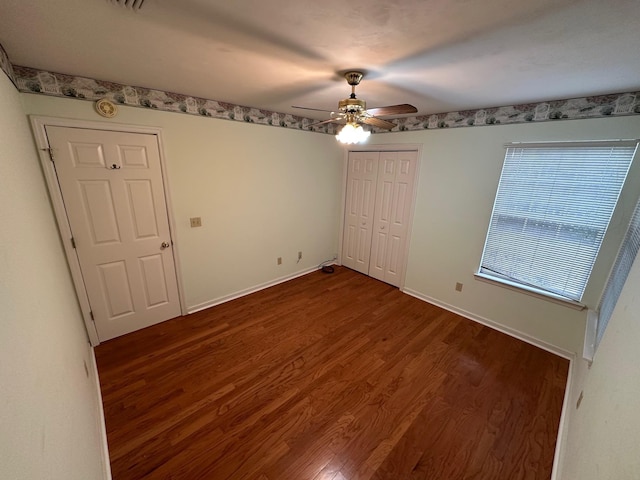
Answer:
30, 116, 187, 346
338, 143, 423, 290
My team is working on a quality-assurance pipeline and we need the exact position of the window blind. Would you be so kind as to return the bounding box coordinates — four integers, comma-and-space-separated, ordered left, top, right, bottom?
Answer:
480, 141, 637, 302
595, 195, 640, 348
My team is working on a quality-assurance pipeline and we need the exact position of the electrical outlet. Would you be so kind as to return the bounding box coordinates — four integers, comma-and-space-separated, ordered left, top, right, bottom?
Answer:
455, 282, 463, 292
190, 217, 202, 228
277, 257, 282, 265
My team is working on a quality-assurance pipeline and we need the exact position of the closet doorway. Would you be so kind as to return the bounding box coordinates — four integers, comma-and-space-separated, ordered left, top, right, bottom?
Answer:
341, 149, 419, 288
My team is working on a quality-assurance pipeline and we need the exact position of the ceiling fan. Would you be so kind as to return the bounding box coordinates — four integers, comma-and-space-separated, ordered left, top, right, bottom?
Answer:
292, 71, 418, 131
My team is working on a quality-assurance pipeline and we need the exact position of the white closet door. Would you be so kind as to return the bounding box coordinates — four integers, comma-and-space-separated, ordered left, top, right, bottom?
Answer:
342, 150, 418, 287
369, 151, 418, 287
342, 151, 379, 274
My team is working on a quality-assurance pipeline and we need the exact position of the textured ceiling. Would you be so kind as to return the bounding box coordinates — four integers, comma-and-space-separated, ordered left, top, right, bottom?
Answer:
0, 0, 639, 119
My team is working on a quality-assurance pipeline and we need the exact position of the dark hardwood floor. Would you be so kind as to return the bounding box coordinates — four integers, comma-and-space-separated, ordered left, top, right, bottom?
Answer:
95, 266, 569, 480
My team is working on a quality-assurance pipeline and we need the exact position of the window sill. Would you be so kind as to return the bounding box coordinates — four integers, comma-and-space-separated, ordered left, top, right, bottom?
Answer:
474, 272, 586, 311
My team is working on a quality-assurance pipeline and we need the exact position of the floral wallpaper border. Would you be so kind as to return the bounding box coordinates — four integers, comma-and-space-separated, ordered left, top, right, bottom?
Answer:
12, 65, 339, 135
0, 44, 16, 86
395, 91, 639, 132
2, 57, 639, 135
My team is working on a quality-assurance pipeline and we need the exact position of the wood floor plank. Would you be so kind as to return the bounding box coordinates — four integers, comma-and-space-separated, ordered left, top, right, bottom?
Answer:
95, 266, 568, 480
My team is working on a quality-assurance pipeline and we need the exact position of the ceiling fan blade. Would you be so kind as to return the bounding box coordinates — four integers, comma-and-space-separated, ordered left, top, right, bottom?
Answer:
366, 104, 418, 116
308, 118, 339, 127
292, 105, 335, 113
362, 117, 396, 130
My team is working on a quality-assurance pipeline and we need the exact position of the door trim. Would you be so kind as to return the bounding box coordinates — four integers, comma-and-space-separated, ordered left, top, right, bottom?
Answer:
338, 144, 422, 290
30, 116, 187, 346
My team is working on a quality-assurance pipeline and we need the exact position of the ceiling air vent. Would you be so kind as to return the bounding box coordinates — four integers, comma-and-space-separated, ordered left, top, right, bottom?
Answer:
109, 0, 145, 10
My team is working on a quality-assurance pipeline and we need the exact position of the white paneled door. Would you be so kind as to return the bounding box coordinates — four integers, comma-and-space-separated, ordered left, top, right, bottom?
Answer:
342, 150, 418, 287
47, 126, 181, 341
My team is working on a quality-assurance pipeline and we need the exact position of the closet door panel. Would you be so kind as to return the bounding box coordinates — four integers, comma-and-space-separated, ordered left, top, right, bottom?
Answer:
342, 151, 379, 274
380, 151, 418, 286
370, 153, 398, 282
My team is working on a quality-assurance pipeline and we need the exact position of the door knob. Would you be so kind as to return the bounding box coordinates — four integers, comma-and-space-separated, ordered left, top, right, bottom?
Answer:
161, 241, 171, 249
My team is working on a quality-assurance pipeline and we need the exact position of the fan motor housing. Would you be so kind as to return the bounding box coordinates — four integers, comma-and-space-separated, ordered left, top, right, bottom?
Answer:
339, 98, 366, 113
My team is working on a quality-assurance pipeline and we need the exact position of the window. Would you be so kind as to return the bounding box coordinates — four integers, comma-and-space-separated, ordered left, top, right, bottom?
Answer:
478, 141, 638, 303
587, 195, 640, 358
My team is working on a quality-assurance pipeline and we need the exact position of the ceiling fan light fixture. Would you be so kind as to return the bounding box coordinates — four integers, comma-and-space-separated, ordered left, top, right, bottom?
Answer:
336, 123, 370, 144
293, 69, 416, 135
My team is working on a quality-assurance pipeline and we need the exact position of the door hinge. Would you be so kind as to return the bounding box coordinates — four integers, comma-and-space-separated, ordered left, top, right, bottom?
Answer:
71, 237, 76, 249
90, 311, 94, 321
43, 147, 55, 162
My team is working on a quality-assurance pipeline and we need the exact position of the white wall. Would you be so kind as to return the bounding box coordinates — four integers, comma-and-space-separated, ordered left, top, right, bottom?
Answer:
21, 95, 345, 311
0, 76, 108, 478
559, 254, 640, 478
366, 116, 640, 354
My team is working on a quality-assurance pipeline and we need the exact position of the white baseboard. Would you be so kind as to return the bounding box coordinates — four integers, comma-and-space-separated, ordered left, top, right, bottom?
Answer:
187, 266, 321, 314
89, 349, 112, 480
401, 288, 574, 360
